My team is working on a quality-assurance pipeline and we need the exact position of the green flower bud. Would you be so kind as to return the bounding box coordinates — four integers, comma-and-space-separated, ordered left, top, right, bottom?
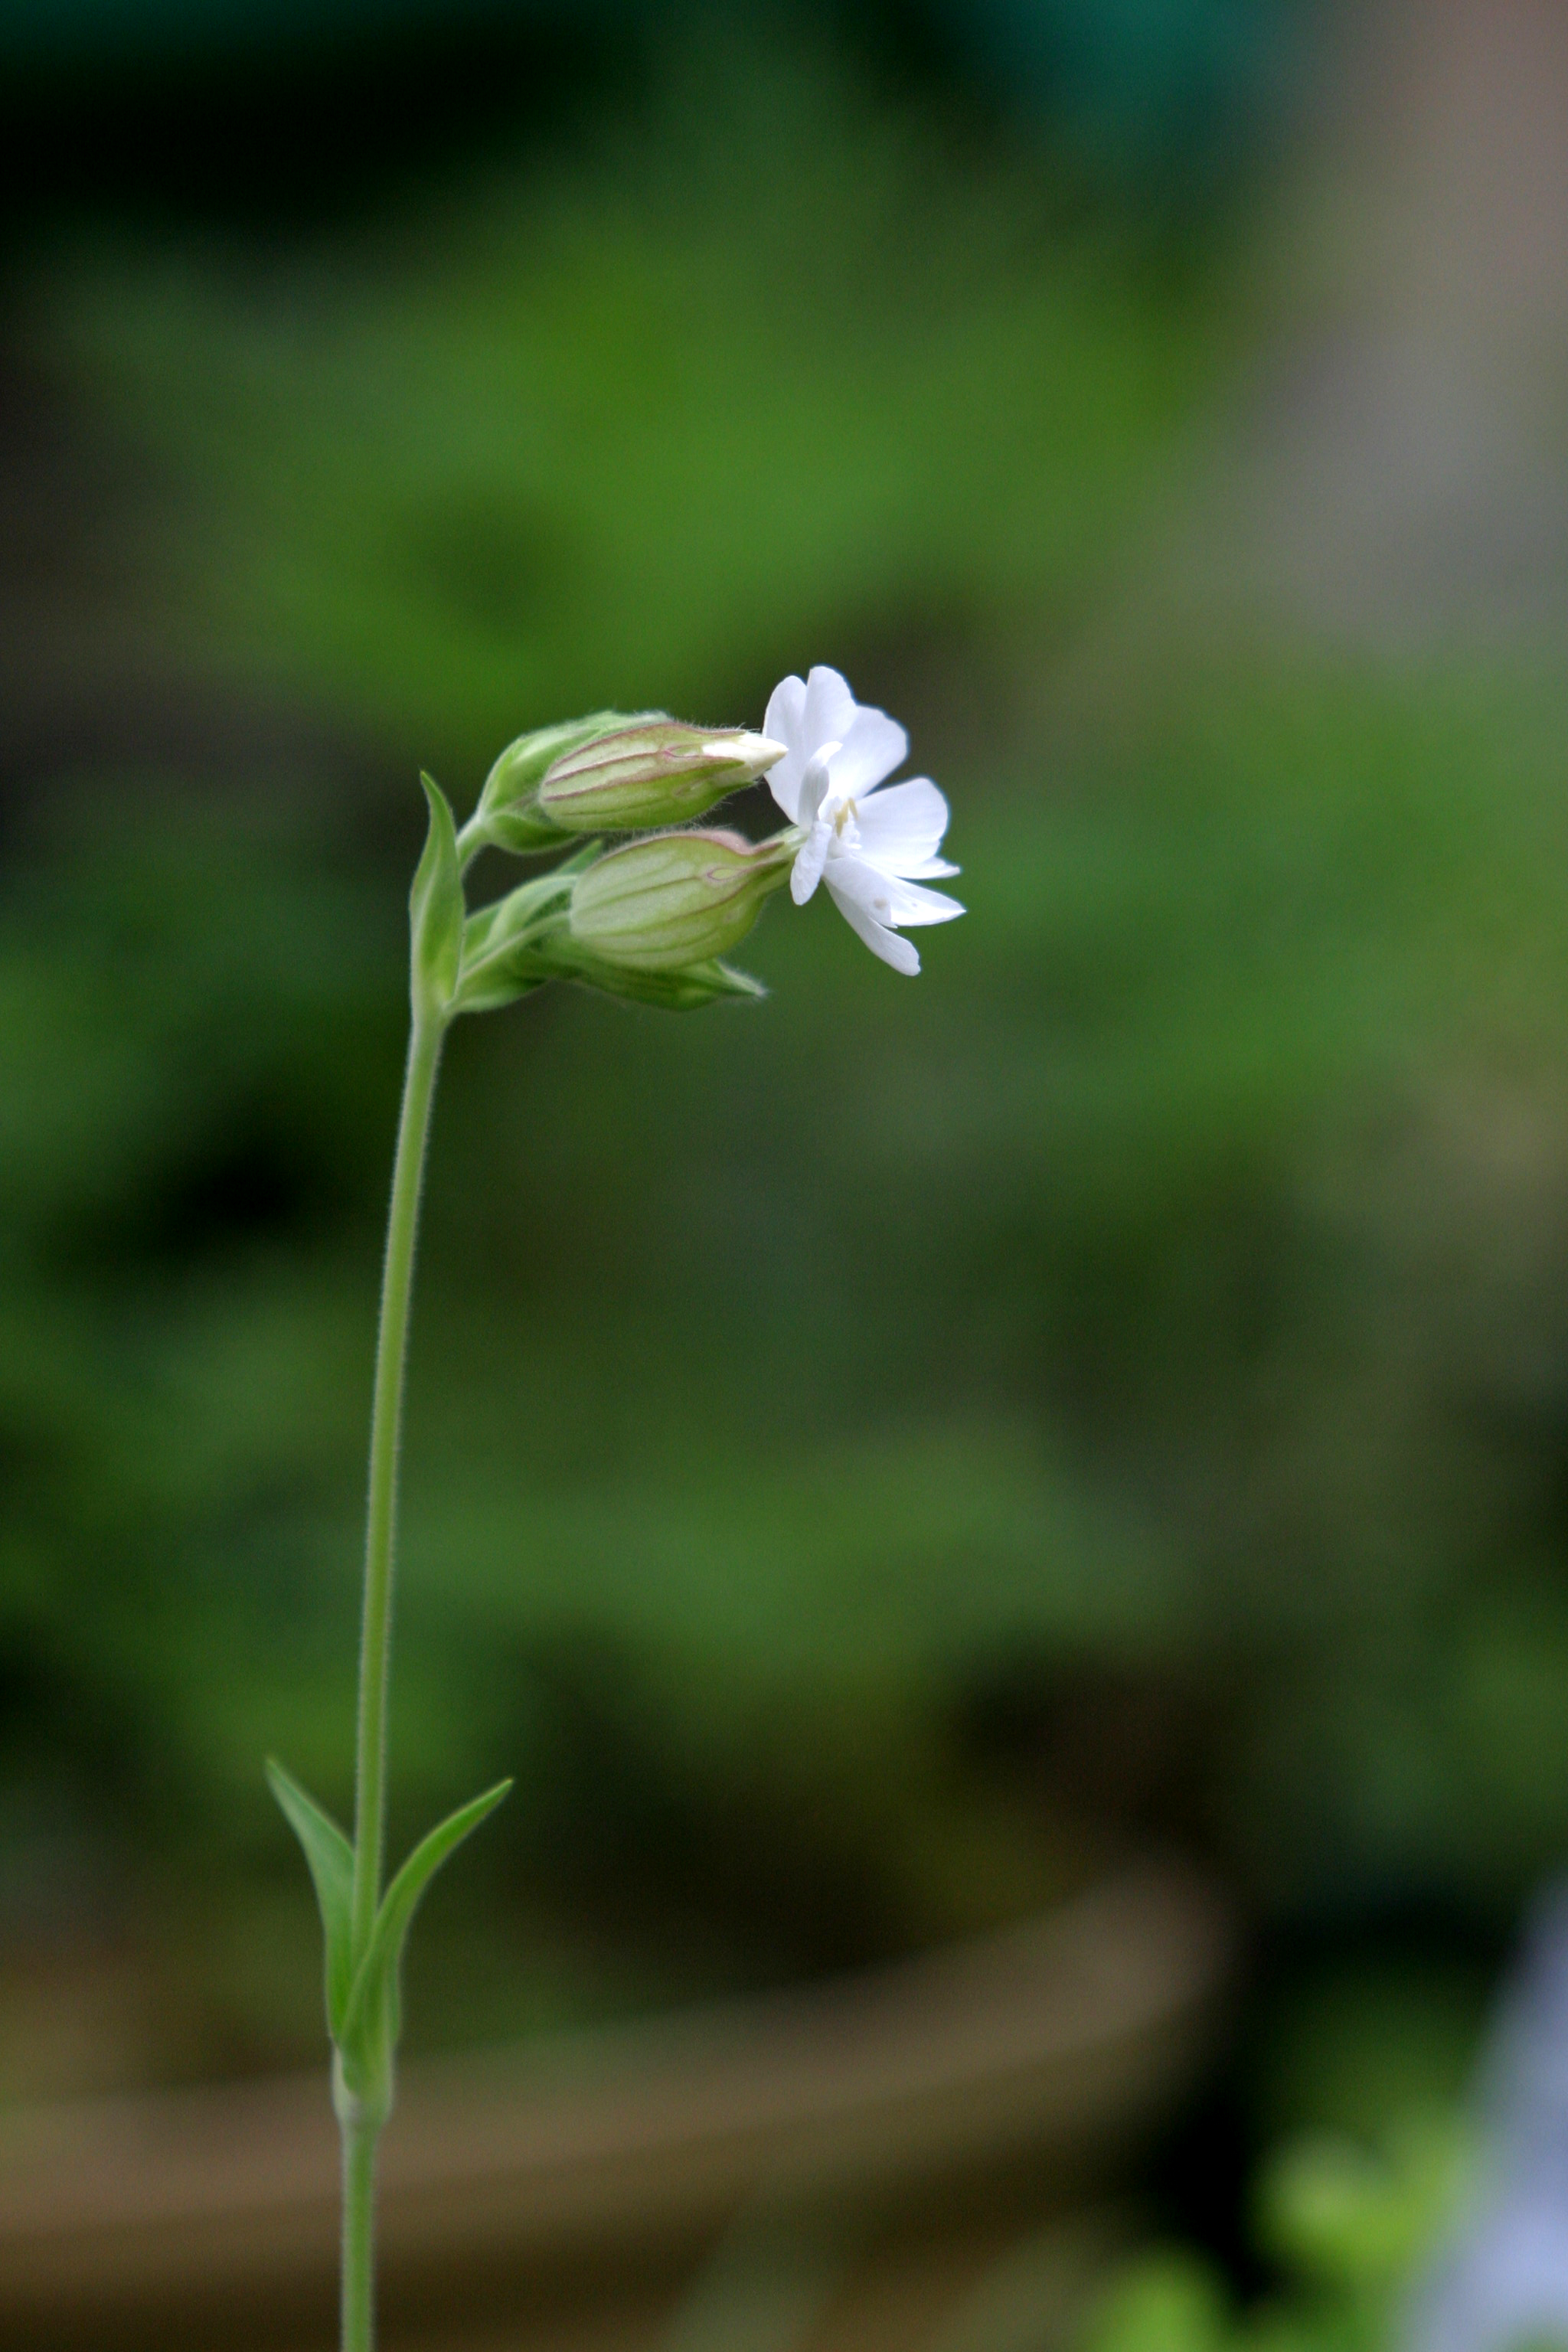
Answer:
482, 710, 642, 808
568, 828, 795, 972
472, 710, 651, 854
537, 721, 786, 833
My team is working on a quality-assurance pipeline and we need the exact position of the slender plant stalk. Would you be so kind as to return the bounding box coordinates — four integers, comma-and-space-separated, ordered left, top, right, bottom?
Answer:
340, 2117, 379, 2352
278, 683, 933, 2352
342, 1012, 445, 2350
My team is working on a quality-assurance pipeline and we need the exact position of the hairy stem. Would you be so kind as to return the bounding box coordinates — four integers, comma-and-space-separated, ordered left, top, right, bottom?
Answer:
353, 1016, 443, 1953
342, 1012, 444, 2346
340, 2117, 379, 2352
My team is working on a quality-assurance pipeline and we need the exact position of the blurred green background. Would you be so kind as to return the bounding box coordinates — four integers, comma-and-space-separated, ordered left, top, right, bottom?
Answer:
0, 0, 1561, 2295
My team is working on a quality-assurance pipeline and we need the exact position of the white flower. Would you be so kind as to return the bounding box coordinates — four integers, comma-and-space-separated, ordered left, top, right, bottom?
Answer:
763, 666, 964, 975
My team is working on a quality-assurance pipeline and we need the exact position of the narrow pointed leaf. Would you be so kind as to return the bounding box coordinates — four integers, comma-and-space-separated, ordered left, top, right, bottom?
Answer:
340, 1780, 512, 2056
266, 1758, 357, 2039
410, 773, 464, 1021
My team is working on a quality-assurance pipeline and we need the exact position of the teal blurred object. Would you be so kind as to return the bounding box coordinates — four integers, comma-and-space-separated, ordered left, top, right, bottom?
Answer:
945, 0, 1288, 155
0, 0, 1291, 167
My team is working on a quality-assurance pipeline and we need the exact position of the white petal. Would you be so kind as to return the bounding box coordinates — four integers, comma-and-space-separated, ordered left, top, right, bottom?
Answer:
763, 673, 807, 753
887, 877, 965, 926
791, 822, 831, 904
825, 852, 965, 928
797, 747, 838, 829
825, 877, 921, 974
851, 778, 949, 874
831, 707, 908, 796
763, 675, 808, 821
802, 665, 857, 753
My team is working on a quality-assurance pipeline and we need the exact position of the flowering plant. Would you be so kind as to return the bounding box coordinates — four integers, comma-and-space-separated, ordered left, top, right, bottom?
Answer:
267, 668, 962, 2350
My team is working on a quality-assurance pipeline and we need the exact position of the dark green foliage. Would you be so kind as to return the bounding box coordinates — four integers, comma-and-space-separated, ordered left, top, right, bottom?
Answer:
9, 654, 1568, 2079
3, 18, 1566, 2092
1082, 2110, 1467, 2352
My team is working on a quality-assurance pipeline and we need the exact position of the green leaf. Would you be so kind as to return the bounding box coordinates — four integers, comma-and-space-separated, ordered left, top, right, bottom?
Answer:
339, 1779, 511, 2066
409, 772, 464, 1021
266, 1758, 356, 2040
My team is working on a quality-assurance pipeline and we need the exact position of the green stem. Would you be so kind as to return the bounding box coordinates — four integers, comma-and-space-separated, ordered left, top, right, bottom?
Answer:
340, 2117, 379, 2352
353, 1015, 443, 1957
341, 1012, 444, 2347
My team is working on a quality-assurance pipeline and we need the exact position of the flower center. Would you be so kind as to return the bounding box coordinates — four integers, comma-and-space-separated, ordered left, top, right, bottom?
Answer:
818, 794, 861, 858
797, 750, 862, 864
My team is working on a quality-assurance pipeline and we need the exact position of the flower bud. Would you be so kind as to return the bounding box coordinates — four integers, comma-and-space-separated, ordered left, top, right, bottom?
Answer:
568, 828, 795, 972
538, 722, 786, 833
482, 710, 642, 811
472, 710, 649, 854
